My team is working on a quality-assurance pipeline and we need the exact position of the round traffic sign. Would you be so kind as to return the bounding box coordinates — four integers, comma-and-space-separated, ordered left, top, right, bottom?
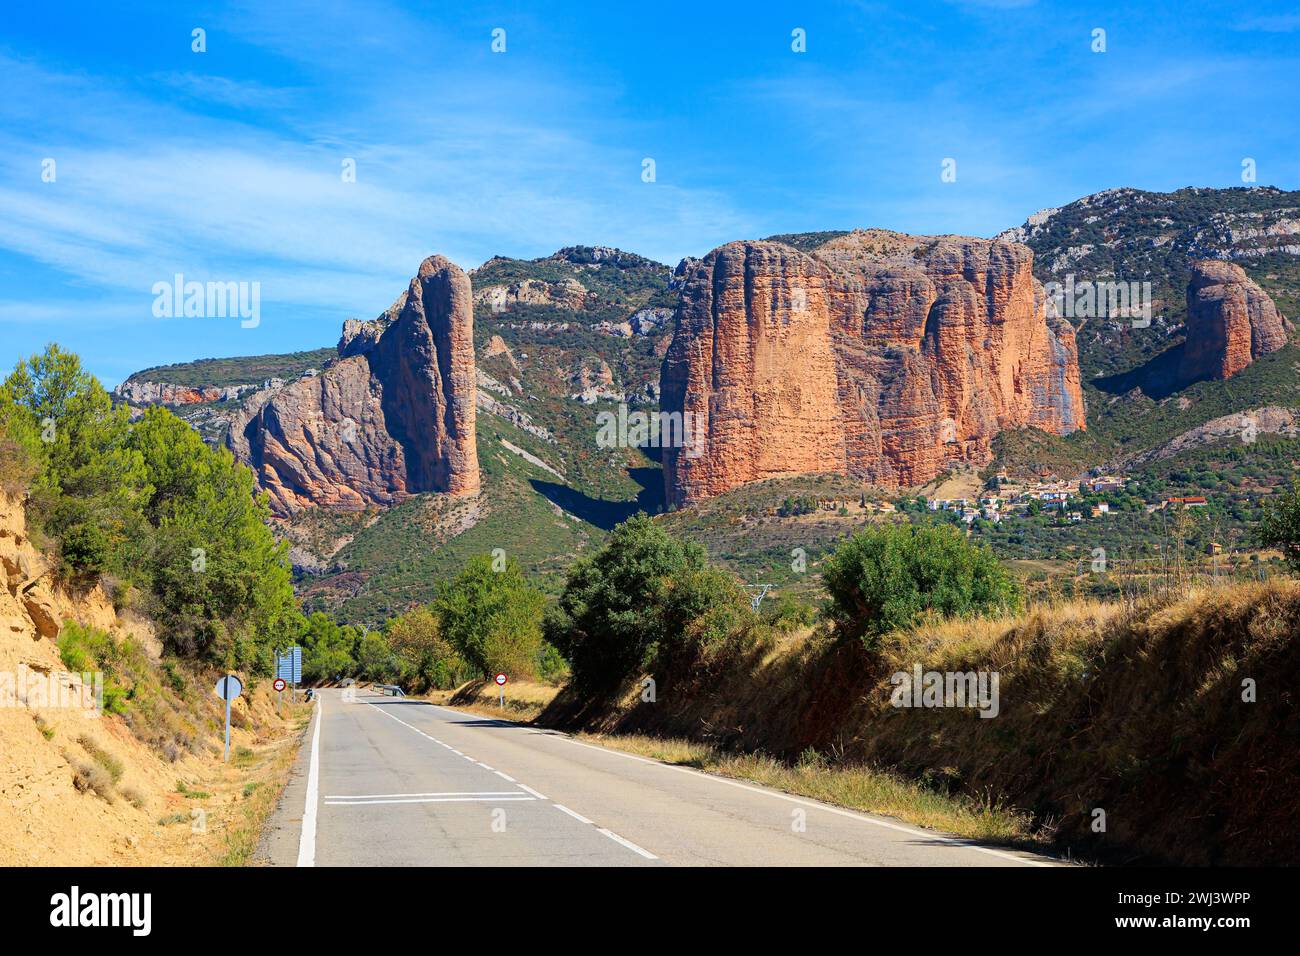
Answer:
272, 678, 287, 692
214, 674, 243, 701
494, 673, 508, 686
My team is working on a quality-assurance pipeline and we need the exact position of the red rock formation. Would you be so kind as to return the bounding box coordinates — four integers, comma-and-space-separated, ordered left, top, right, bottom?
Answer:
228, 256, 479, 516
1179, 260, 1288, 382
661, 231, 1085, 506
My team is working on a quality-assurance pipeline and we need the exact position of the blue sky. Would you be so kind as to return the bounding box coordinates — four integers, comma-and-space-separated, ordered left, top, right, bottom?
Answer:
1, 1, 1297, 386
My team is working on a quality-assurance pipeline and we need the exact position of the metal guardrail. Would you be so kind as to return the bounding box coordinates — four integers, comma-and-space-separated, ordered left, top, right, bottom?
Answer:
371, 683, 406, 697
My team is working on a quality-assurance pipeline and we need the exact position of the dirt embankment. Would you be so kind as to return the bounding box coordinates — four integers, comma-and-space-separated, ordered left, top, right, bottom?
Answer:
539, 581, 1300, 866
0, 491, 306, 866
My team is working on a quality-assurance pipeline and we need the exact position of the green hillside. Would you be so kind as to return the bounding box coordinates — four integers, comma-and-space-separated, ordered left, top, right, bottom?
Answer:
122, 348, 336, 388
116, 188, 1300, 617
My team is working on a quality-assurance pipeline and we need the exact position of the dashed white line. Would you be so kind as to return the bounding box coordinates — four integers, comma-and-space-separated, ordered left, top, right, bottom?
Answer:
423, 703, 1052, 868
363, 700, 656, 863
553, 803, 594, 825
596, 827, 658, 859
494, 771, 517, 783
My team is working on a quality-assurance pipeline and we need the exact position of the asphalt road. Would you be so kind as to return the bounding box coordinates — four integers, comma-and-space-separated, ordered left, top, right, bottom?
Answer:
256, 689, 1058, 867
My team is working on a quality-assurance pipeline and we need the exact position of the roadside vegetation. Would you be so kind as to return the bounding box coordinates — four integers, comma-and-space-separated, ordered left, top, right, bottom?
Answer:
0, 345, 297, 672
9, 342, 1300, 866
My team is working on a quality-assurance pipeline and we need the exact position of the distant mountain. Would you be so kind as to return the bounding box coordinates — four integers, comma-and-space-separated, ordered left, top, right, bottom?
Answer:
114, 187, 1300, 622
996, 185, 1300, 467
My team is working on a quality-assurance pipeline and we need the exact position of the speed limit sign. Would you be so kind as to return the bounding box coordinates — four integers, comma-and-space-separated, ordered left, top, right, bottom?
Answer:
273, 678, 287, 692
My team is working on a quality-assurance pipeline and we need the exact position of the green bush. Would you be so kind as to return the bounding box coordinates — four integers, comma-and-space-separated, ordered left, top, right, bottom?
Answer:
822, 523, 1021, 647
546, 514, 753, 686
57, 622, 130, 715
1258, 480, 1300, 569
434, 555, 545, 679
384, 605, 470, 691
300, 612, 362, 682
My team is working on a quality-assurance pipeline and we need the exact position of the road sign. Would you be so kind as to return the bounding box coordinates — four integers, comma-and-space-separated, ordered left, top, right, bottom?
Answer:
213, 674, 243, 762
494, 672, 507, 707
494, 673, 508, 686
275, 646, 302, 684
273, 678, 286, 692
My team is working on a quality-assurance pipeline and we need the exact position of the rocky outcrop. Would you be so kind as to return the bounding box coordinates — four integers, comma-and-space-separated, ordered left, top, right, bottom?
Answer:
113, 381, 261, 405
1178, 260, 1288, 382
228, 256, 480, 516
473, 277, 588, 313
1125, 406, 1300, 469
661, 230, 1086, 505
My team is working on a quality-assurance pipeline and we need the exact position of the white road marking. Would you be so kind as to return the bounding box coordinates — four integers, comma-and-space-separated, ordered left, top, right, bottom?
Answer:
553, 803, 594, 825
495, 771, 517, 783
425, 704, 1053, 868
326, 791, 524, 799
597, 827, 658, 859
325, 796, 537, 806
296, 694, 323, 868
363, 700, 656, 863
552, 804, 657, 859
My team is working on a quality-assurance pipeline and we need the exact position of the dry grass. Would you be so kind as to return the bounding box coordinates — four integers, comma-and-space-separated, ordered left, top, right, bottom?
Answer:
217, 737, 300, 867
576, 732, 1041, 848
428, 678, 561, 721
538, 578, 1300, 865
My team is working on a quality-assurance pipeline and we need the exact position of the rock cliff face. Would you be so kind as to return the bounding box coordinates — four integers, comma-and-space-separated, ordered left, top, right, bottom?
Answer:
227, 256, 479, 516
661, 230, 1085, 506
114, 381, 261, 405
1179, 260, 1288, 382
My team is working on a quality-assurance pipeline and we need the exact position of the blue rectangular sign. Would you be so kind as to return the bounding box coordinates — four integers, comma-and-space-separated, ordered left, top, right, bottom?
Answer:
276, 646, 302, 684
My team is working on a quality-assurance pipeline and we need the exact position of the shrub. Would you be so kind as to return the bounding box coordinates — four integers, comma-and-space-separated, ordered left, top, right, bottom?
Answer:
300, 612, 362, 682
761, 594, 818, 632
822, 522, 1021, 647
546, 514, 753, 686
1258, 480, 1300, 568
71, 759, 116, 802
536, 641, 569, 683
77, 734, 124, 784
384, 605, 470, 691
434, 555, 546, 679
58, 622, 130, 715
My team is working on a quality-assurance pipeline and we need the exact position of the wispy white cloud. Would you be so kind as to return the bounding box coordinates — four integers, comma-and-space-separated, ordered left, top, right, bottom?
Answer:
0, 34, 752, 345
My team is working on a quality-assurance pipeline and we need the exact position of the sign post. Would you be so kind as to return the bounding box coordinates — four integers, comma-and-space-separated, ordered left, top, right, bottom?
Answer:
276, 646, 303, 703
214, 674, 243, 762
273, 677, 286, 716
494, 672, 507, 708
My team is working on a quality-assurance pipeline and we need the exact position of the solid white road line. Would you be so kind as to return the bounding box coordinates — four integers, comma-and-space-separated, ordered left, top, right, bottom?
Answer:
517, 784, 547, 800
325, 796, 537, 806
326, 791, 524, 799
425, 703, 1053, 868
495, 771, 518, 783
296, 694, 323, 868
